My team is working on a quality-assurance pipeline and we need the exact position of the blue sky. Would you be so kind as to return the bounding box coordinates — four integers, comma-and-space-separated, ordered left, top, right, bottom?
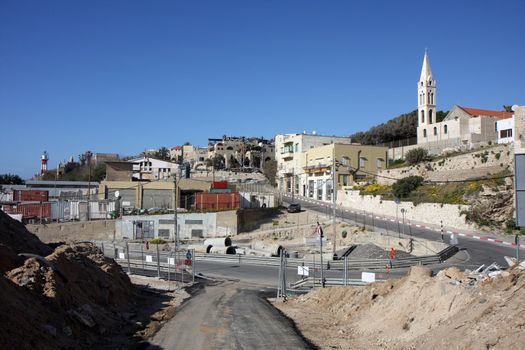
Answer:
1, 0, 524, 178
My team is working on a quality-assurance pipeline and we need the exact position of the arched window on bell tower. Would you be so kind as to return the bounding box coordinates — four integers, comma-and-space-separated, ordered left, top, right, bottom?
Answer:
421, 110, 425, 124
429, 109, 433, 124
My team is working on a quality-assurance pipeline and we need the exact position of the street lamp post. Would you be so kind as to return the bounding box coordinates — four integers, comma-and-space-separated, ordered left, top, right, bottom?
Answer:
332, 154, 337, 259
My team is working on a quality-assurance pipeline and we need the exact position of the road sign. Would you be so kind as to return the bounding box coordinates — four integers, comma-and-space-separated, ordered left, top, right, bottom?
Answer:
362, 272, 376, 283
298, 266, 309, 276
168, 257, 175, 265
145, 255, 153, 263
118, 252, 125, 259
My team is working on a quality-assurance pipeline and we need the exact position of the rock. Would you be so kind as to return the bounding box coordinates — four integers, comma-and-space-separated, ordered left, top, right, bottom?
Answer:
41, 324, 57, 337
69, 309, 96, 328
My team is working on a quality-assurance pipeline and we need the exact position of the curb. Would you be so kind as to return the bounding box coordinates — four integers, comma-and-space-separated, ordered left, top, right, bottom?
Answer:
283, 194, 521, 249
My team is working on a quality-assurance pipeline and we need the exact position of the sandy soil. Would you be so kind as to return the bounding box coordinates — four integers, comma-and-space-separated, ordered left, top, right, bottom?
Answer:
274, 266, 525, 349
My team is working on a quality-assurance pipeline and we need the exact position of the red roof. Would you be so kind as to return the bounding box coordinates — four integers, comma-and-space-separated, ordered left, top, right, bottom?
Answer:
460, 107, 513, 119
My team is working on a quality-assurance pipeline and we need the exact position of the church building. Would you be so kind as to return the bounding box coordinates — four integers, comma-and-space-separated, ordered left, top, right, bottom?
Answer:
416, 51, 513, 149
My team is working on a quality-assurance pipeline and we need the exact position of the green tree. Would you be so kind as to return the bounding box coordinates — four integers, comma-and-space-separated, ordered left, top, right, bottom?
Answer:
0, 174, 25, 184
503, 105, 513, 112
405, 148, 429, 165
206, 155, 225, 170
350, 109, 448, 145
154, 147, 171, 161
392, 176, 424, 198
262, 160, 277, 186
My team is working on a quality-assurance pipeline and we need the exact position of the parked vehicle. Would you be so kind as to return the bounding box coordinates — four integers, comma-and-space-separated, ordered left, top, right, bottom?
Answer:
287, 203, 301, 213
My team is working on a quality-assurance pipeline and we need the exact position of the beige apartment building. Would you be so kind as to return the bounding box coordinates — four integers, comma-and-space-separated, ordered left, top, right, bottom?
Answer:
280, 142, 388, 202
275, 133, 353, 194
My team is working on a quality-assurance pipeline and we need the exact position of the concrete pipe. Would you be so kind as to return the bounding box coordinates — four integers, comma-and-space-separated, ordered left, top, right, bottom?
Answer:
186, 244, 213, 254
204, 237, 232, 247
209, 246, 236, 254
266, 244, 283, 257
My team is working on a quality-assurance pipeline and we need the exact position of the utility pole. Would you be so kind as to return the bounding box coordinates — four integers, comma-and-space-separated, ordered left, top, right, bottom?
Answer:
332, 148, 337, 259
173, 172, 179, 249
291, 168, 295, 203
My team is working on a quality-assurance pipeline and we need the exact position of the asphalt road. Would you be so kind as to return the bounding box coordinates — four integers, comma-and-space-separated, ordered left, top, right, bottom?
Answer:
146, 281, 315, 350
285, 195, 519, 268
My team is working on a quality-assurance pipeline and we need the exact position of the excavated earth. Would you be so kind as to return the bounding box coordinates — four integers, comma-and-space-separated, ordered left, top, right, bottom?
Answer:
0, 211, 186, 349
274, 266, 525, 350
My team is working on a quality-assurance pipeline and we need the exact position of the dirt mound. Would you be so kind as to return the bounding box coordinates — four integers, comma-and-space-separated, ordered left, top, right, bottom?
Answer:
275, 267, 525, 349
0, 211, 144, 349
0, 210, 52, 272
0, 210, 52, 256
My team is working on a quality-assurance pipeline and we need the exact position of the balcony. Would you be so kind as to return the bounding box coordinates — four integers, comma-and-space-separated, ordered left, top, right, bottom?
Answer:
303, 163, 330, 173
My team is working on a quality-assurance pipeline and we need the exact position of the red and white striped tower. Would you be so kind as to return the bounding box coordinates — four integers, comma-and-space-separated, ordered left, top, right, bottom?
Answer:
41, 151, 49, 176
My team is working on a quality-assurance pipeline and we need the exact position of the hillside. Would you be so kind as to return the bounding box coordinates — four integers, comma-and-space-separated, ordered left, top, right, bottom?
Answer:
351, 110, 448, 145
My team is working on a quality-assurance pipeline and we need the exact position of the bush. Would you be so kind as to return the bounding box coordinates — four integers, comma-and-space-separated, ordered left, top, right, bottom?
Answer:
392, 176, 424, 198
149, 238, 167, 245
341, 230, 348, 239
405, 148, 429, 165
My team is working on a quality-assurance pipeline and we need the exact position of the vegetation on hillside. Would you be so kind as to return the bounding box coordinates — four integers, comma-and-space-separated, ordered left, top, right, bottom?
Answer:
0, 174, 25, 185
350, 109, 448, 145
41, 162, 106, 182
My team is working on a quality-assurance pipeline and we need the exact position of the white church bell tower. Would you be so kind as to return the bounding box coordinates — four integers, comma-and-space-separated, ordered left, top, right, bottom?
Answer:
417, 50, 436, 142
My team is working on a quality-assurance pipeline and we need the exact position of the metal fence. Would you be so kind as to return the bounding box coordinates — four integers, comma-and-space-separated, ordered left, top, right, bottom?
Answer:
98, 242, 195, 283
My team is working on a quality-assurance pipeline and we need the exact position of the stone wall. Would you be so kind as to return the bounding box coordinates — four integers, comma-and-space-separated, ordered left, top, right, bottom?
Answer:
27, 220, 116, 243
237, 208, 282, 233
381, 143, 513, 185
337, 190, 474, 231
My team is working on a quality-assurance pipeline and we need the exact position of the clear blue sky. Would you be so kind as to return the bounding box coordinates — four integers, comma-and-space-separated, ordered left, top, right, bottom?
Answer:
1, 0, 524, 178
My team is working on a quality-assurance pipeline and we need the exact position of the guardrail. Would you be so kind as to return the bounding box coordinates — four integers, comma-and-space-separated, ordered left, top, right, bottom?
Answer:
98, 241, 456, 282
290, 277, 385, 289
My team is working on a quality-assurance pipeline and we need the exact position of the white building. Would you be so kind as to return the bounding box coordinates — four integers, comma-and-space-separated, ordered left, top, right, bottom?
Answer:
128, 157, 179, 181
497, 116, 515, 144
275, 133, 353, 194
416, 51, 513, 151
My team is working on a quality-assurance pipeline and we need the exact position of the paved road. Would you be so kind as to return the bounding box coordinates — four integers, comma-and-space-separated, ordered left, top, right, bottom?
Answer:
146, 281, 315, 350
285, 195, 519, 268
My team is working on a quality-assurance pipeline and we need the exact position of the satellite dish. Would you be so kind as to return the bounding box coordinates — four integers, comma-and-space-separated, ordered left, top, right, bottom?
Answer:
115, 191, 120, 198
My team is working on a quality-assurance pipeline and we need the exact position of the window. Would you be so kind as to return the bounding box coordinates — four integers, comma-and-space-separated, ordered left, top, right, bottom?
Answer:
429, 109, 433, 124
500, 129, 513, 138
185, 219, 203, 225
341, 156, 350, 166
158, 229, 170, 238
431, 93, 434, 104
294, 143, 299, 152
316, 180, 323, 200
191, 229, 204, 238
421, 110, 425, 123
294, 175, 299, 194
341, 174, 349, 186
359, 157, 366, 167
433, 127, 437, 136
326, 180, 332, 201
308, 180, 314, 198
423, 129, 427, 137
376, 158, 384, 169
444, 125, 448, 134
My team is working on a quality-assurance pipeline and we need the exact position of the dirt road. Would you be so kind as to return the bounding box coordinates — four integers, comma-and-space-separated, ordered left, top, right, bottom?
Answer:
146, 281, 314, 349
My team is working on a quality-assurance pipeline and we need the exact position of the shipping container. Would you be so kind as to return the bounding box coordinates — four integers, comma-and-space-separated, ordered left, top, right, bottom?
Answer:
195, 192, 240, 210
3, 203, 51, 220
211, 181, 229, 189
13, 190, 49, 202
